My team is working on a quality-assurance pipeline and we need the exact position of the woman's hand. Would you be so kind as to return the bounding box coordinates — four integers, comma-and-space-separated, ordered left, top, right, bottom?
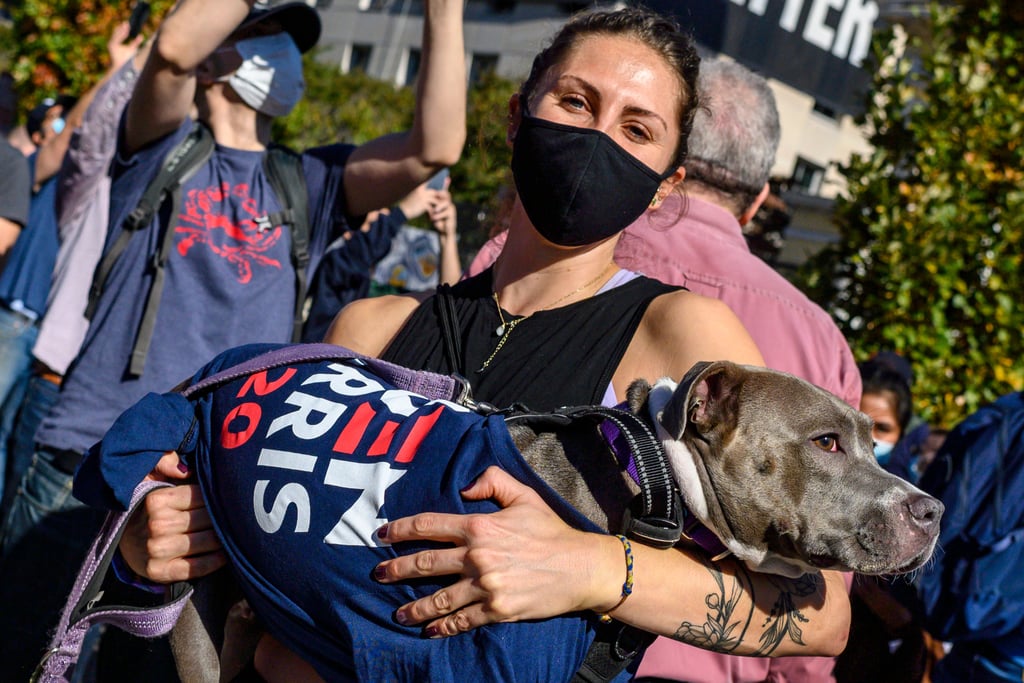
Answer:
119, 451, 227, 583
373, 466, 624, 637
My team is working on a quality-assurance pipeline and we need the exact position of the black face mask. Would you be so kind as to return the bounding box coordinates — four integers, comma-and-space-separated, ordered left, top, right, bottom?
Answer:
510, 113, 674, 247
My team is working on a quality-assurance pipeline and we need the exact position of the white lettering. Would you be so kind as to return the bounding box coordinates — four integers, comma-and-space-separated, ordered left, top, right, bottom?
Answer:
734, 0, 879, 67
779, 0, 806, 32
833, 0, 878, 65
322, 459, 407, 547
305, 363, 385, 396
803, 0, 843, 51
267, 391, 347, 440
257, 448, 317, 472
254, 481, 311, 533
378, 389, 423, 417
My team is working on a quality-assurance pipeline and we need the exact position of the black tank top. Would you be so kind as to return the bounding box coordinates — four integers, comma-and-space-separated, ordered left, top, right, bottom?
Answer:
381, 269, 679, 410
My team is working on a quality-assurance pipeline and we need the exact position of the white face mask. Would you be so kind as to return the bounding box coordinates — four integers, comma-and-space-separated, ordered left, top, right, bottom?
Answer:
221, 33, 305, 117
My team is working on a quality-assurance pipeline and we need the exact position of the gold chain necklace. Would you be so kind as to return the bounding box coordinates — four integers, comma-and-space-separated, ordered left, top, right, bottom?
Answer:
478, 265, 614, 373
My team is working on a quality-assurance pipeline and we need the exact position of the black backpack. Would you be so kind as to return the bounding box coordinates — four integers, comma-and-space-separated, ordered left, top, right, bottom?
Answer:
85, 122, 310, 377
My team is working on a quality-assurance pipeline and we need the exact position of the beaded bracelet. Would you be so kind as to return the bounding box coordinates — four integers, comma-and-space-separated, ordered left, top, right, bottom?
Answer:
597, 534, 635, 624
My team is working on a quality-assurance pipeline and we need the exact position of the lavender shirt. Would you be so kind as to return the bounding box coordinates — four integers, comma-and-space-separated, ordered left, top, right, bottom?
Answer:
32, 60, 139, 375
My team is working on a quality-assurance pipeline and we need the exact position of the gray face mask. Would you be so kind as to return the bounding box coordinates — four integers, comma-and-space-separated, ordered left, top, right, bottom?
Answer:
220, 33, 305, 117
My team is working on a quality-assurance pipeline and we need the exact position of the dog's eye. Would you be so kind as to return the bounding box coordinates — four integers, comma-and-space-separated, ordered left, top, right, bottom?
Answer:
811, 434, 840, 453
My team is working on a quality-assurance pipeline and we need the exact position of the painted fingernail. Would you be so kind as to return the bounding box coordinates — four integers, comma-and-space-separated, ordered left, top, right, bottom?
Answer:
394, 610, 409, 625
376, 523, 389, 540
177, 462, 189, 474
373, 565, 387, 582
424, 625, 442, 639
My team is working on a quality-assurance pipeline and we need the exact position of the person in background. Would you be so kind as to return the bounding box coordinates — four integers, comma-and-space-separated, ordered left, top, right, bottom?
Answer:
0, 93, 77, 505
0, 22, 148, 520
302, 173, 459, 342
834, 353, 926, 683
0, 73, 28, 257
369, 172, 460, 295
0, 137, 28, 259
859, 355, 915, 467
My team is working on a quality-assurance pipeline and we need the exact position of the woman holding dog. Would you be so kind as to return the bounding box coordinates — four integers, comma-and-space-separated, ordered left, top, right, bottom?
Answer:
125, 7, 852, 679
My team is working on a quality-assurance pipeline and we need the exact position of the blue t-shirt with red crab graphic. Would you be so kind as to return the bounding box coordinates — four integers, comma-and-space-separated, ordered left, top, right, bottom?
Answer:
36, 119, 354, 456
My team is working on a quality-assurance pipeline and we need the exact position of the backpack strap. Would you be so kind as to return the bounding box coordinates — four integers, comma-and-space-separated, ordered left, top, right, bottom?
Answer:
32, 480, 194, 683
262, 145, 310, 343
86, 123, 215, 323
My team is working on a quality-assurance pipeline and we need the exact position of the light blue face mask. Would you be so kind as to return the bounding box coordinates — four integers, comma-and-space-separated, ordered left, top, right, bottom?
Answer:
220, 33, 305, 117
50, 117, 66, 135
874, 440, 895, 465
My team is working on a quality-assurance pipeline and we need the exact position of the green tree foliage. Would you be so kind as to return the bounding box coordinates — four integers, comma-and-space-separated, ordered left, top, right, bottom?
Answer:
2, 0, 172, 102
273, 57, 416, 149
798, 0, 1024, 426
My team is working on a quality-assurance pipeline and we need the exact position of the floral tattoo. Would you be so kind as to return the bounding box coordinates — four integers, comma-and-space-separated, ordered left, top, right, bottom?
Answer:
672, 557, 821, 655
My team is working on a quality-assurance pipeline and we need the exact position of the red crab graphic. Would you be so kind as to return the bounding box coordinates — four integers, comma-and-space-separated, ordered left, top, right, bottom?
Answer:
176, 182, 283, 284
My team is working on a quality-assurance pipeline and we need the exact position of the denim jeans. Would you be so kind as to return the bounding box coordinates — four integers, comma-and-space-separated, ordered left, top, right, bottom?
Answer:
0, 305, 38, 504
0, 447, 106, 681
0, 373, 60, 521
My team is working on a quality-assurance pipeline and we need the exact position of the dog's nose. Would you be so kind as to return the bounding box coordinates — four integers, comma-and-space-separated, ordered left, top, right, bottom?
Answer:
905, 494, 943, 534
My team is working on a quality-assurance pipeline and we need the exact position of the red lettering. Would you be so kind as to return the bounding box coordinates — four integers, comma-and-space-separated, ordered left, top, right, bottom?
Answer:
394, 406, 445, 463
333, 402, 377, 455
366, 421, 400, 457
221, 402, 262, 449
237, 367, 297, 398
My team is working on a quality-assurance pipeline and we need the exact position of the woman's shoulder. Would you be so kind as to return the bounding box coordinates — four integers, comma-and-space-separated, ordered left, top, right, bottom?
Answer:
325, 294, 426, 357
624, 288, 765, 382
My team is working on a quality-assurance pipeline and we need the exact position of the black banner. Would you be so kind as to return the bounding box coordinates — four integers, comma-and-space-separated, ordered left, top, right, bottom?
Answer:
644, 0, 879, 116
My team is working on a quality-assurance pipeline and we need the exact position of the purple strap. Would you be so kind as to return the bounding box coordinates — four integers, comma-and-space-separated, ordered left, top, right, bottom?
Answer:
183, 343, 463, 403
599, 407, 729, 558
37, 344, 464, 682
34, 480, 194, 683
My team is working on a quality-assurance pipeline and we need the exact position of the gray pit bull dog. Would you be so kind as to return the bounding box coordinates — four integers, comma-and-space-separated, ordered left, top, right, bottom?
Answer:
165, 358, 942, 681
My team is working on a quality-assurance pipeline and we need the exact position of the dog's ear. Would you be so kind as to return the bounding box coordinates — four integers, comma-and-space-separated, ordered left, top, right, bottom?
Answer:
660, 361, 744, 441
626, 379, 652, 415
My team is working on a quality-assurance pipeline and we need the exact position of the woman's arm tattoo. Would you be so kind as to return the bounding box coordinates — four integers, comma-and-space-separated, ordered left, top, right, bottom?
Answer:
671, 556, 822, 656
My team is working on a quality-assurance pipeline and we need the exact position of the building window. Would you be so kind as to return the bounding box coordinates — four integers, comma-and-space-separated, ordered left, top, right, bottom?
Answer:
469, 53, 499, 86
403, 48, 422, 87
791, 157, 826, 195
346, 44, 373, 74
812, 100, 838, 119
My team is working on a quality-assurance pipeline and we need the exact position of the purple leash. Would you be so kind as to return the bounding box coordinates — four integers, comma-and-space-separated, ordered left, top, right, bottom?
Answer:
33, 480, 193, 683
36, 343, 467, 682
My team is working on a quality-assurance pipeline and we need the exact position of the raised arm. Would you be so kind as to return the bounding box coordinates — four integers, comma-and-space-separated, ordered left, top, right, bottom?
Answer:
341, 0, 467, 215
124, 0, 253, 153
34, 22, 144, 189
58, 25, 149, 226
